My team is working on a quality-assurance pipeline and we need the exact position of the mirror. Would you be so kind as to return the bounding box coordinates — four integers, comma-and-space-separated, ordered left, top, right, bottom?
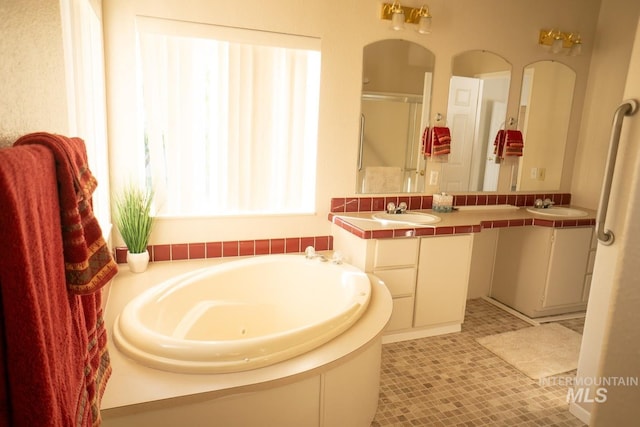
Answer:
514, 61, 576, 191
357, 40, 435, 194
440, 50, 511, 192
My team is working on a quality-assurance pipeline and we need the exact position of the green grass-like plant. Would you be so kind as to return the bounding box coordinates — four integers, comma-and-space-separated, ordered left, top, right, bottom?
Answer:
114, 185, 154, 254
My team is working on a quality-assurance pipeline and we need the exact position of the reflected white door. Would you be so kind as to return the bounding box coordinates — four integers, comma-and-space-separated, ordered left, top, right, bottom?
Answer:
482, 101, 506, 191
441, 76, 481, 191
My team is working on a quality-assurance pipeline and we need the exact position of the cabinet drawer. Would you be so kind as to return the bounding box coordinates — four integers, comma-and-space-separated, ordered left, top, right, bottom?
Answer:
374, 239, 418, 268
373, 268, 416, 297
385, 296, 414, 332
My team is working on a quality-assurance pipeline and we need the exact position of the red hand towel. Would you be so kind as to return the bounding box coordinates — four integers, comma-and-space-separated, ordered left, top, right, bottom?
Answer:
422, 126, 431, 156
430, 126, 451, 156
14, 132, 117, 295
503, 130, 524, 157
493, 129, 506, 158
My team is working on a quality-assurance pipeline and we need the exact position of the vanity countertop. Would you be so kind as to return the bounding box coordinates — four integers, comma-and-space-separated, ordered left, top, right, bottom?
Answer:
329, 205, 597, 239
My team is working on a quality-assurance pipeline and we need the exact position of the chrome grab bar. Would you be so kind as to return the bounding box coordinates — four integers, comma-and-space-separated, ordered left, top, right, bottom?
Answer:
596, 99, 638, 246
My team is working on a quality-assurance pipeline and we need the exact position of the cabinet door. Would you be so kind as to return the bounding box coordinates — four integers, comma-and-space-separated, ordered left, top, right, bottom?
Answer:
542, 227, 593, 308
490, 227, 553, 314
414, 235, 473, 327
374, 238, 419, 268
373, 268, 416, 297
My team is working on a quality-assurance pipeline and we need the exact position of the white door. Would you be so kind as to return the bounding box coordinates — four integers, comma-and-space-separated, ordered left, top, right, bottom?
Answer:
482, 101, 506, 191
441, 76, 481, 191
572, 17, 640, 425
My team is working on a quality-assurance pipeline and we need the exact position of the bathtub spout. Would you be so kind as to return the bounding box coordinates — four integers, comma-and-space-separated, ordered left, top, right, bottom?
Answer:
304, 246, 328, 261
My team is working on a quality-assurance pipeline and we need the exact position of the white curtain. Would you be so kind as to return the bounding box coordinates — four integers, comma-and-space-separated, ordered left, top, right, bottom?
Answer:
138, 31, 320, 216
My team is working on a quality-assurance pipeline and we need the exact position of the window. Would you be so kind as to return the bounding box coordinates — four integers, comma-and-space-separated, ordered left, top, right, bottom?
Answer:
60, 0, 111, 229
136, 19, 321, 217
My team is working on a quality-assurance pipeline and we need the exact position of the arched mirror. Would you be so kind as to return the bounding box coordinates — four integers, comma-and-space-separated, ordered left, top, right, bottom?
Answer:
440, 50, 511, 192
514, 61, 576, 191
357, 40, 435, 194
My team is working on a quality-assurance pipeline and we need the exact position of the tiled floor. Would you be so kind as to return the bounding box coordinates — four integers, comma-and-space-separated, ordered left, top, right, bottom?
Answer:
372, 299, 586, 426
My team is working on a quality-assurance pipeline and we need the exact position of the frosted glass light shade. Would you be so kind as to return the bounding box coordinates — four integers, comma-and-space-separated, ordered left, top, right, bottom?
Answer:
391, 10, 405, 30
551, 37, 564, 54
417, 15, 432, 34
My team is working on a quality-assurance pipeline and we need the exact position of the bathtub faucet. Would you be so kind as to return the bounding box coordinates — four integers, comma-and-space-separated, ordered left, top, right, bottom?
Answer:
305, 246, 344, 264
305, 246, 328, 262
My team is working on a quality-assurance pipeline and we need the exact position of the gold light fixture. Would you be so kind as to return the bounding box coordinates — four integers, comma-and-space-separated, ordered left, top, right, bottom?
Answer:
538, 29, 583, 56
381, 2, 433, 34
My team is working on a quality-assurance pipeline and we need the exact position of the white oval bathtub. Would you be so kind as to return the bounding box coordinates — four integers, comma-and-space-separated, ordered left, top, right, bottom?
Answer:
113, 254, 371, 373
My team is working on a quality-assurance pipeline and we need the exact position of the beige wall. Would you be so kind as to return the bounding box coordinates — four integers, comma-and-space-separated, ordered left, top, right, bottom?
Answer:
6, 0, 638, 245
101, 0, 604, 245
0, 0, 70, 147
571, 0, 640, 208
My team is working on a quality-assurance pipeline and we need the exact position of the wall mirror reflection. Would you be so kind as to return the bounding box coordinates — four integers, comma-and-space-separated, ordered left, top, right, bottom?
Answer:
514, 61, 576, 191
440, 50, 511, 192
357, 39, 435, 194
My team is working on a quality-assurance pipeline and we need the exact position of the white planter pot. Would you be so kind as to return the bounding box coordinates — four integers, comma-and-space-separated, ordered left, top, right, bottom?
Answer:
127, 250, 150, 273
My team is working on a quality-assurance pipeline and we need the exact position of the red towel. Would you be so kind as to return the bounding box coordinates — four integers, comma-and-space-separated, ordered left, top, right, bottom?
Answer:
503, 130, 524, 157
14, 132, 117, 295
494, 129, 524, 158
0, 145, 111, 426
423, 126, 451, 157
493, 129, 506, 158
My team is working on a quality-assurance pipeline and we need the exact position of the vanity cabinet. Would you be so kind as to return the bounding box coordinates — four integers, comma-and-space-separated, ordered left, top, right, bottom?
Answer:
415, 235, 473, 328
490, 226, 594, 318
331, 225, 473, 341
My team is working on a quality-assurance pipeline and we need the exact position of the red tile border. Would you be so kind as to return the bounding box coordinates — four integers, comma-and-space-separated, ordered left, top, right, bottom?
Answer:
172, 243, 189, 260
115, 234, 336, 264
329, 193, 572, 212
153, 244, 171, 262
189, 243, 205, 259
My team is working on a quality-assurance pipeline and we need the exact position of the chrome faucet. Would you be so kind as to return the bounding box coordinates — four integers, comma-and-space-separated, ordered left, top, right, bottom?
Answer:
386, 201, 408, 214
533, 198, 555, 209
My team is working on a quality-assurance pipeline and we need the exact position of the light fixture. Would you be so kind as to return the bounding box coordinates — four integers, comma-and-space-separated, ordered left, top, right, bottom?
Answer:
413, 5, 432, 34
381, 3, 433, 34
390, 2, 405, 31
538, 29, 584, 56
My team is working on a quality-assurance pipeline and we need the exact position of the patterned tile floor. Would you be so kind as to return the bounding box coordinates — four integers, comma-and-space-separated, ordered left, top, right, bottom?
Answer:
372, 299, 586, 426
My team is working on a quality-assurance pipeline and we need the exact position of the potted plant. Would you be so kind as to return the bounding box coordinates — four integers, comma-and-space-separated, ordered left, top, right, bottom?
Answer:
114, 184, 154, 273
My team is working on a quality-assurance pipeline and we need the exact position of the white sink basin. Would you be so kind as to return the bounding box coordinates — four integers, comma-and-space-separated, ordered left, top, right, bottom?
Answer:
526, 207, 589, 218
371, 212, 441, 225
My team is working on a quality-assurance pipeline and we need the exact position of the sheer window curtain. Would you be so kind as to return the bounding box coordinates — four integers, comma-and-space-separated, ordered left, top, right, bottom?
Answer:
138, 32, 320, 217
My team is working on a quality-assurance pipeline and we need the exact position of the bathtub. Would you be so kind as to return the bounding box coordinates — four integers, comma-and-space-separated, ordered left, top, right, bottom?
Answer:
113, 254, 372, 373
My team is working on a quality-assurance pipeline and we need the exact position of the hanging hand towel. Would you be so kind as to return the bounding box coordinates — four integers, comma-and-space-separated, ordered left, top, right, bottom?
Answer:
422, 126, 431, 156
424, 126, 452, 157
14, 132, 118, 295
503, 129, 524, 157
493, 129, 506, 158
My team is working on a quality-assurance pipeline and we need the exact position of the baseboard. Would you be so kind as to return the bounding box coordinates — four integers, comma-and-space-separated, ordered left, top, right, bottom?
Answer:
569, 402, 591, 425
382, 324, 461, 344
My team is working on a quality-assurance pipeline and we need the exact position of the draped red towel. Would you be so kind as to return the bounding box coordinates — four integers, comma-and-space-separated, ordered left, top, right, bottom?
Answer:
494, 129, 524, 158
0, 144, 112, 426
493, 129, 506, 158
423, 126, 452, 157
503, 129, 524, 157
14, 132, 117, 295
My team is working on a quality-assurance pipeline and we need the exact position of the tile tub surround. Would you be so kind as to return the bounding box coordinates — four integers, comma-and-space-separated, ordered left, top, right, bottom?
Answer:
372, 298, 585, 426
330, 193, 572, 214
114, 235, 333, 264
329, 201, 595, 240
